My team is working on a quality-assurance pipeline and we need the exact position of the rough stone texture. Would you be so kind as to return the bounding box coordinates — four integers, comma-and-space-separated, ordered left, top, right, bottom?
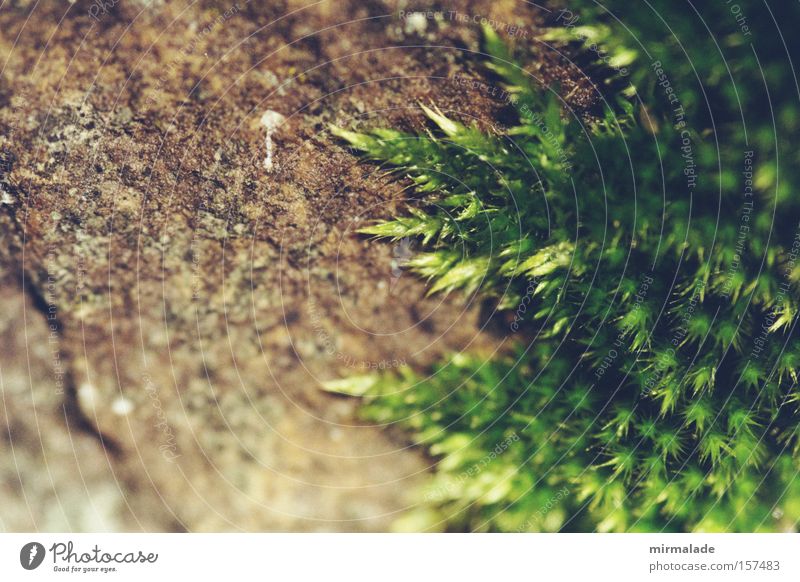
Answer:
0, 265, 171, 532
0, 0, 598, 531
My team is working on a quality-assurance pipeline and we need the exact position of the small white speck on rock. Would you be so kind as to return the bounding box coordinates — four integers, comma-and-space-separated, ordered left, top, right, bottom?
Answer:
112, 397, 135, 416
78, 383, 98, 410
404, 12, 428, 35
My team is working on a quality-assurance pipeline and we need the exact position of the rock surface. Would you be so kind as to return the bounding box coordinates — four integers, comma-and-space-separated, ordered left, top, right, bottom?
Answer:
0, 0, 598, 531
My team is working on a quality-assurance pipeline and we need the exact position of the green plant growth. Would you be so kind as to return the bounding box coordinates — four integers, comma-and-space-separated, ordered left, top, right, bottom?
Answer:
327, 2, 800, 532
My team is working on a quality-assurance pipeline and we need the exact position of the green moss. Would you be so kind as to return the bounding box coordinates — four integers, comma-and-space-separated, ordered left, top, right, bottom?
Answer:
327, 1, 800, 532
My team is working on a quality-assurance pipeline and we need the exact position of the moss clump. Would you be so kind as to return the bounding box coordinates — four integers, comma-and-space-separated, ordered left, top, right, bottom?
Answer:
328, 1, 800, 533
